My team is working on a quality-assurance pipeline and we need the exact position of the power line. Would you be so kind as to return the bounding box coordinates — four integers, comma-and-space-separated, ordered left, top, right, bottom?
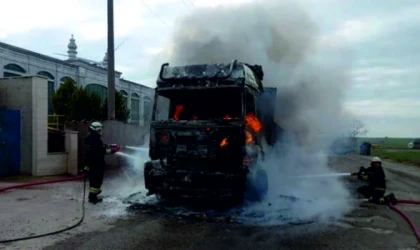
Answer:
181, 0, 193, 11
140, 0, 171, 28
186, 0, 195, 7
115, 36, 128, 52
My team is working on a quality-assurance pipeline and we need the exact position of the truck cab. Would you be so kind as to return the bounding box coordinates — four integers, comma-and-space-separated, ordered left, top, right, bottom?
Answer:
144, 60, 278, 202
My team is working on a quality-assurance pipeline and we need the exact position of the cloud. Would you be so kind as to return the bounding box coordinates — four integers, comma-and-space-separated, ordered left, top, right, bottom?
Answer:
351, 66, 417, 83
320, 18, 383, 46
143, 47, 164, 55
346, 98, 420, 117
319, 2, 420, 47
0, 0, 103, 38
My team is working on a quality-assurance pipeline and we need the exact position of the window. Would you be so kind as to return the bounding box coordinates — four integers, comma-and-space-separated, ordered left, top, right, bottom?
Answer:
60, 76, 74, 84
37, 71, 55, 115
156, 88, 242, 121
85, 84, 108, 104
245, 91, 256, 114
3, 63, 26, 77
143, 96, 152, 122
131, 93, 140, 124
120, 90, 128, 108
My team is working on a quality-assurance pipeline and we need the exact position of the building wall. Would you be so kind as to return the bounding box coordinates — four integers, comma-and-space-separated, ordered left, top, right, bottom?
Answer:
0, 43, 155, 126
31, 76, 69, 176
0, 77, 34, 174
64, 119, 150, 170
0, 76, 78, 176
0, 47, 78, 90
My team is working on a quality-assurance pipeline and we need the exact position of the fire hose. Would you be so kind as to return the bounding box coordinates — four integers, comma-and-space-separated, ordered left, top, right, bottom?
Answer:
0, 174, 87, 244
388, 200, 420, 243
348, 171, 420, 244
1, 171, 420, 245
294, 172, 420, 243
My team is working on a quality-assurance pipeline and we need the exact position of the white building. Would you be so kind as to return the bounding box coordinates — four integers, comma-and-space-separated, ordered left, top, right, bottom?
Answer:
0, 35, 153, 126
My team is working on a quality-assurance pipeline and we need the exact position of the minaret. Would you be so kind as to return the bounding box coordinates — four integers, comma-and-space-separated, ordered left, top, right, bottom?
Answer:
67, 34, 78, 59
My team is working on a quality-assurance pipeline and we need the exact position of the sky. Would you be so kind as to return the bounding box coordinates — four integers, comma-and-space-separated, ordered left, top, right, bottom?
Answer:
0, 0, 419, 138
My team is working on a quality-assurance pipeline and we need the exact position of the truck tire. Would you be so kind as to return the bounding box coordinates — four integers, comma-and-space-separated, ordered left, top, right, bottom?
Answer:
155, 193, 167, 201
255, 169, 268, 198
244, 169, 268, 202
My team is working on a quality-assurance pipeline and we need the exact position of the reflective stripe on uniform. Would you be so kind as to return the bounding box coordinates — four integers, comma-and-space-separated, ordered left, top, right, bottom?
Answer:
89, 187, 101, 193
374, 187, 385, 191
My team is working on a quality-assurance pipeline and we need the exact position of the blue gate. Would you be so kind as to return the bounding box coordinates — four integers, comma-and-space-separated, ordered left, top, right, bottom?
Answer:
0, 108, 21, 176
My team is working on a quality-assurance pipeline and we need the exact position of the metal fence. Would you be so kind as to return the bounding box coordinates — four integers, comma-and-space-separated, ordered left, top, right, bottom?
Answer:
48, 114, 65, 131
47, 114, 65, 153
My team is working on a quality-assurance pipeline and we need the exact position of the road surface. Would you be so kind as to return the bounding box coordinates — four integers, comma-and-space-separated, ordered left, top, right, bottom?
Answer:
1, 155, 420, 250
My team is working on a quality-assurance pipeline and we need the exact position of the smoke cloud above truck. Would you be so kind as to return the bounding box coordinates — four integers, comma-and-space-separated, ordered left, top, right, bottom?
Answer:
152, 0, 355, 224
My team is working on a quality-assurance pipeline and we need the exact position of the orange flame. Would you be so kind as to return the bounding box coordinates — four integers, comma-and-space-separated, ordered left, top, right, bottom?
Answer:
243, 157, 255, 166
220, 138, 228, 148
173, 105, 184, 120
245, 131, 253, 145
245, 113, 262, 132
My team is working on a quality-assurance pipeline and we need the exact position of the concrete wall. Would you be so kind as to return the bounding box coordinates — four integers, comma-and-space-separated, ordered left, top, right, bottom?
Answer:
65, 120, 149, 169
101, 120, 149, 147
0, 76, 34, 174
102, 120, 149, 167
0, 76, 79, 176
65, 130, 78, 176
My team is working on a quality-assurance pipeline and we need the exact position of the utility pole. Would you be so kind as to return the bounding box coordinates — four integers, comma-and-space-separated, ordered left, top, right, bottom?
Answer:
107, 0, 115, 120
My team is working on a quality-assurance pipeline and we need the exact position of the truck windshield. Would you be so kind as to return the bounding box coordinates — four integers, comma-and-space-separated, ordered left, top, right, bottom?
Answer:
154, 88, 242, 121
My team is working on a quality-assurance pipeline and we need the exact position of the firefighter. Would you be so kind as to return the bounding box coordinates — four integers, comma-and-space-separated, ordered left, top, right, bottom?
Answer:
353, 156, 396, 204
84, 122, 120, 204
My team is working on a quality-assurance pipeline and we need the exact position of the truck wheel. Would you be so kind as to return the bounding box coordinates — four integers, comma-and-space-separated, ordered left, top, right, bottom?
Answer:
244, 169, 268, 202
255, 169, 268, 198
155, 193, 168, 201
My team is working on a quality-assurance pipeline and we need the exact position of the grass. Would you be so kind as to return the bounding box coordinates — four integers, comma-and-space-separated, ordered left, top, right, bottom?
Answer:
371, 149, 420, 167
357, 137, 413, 149
355, 137, 420, 166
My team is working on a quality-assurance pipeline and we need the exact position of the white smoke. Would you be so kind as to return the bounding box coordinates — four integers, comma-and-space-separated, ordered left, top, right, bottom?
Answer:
109, 138, 155, 204
154, 0, 355, 224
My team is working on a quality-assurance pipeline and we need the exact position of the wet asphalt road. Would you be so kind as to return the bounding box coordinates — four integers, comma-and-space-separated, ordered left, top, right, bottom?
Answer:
2, 155, 420, 250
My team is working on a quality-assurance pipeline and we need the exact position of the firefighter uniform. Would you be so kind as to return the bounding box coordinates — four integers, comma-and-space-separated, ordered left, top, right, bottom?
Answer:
84, 122, 119, 204
355, 157, 386, 204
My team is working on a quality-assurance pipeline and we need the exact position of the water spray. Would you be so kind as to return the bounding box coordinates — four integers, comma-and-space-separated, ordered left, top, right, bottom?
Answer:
125, 146, 148, 151
289, 173, 353, 179
115, 152, 138, 160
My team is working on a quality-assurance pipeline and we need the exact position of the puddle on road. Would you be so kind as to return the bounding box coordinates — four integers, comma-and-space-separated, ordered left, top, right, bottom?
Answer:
121, 193, 320, 226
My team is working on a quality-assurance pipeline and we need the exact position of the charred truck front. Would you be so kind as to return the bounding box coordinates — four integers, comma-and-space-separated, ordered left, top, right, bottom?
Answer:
144, 59, 279, 202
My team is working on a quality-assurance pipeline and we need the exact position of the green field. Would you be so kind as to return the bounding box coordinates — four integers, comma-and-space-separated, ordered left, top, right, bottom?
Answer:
357, 137, 413, 149
371, 149, 420, 166
356, 137, 420, 166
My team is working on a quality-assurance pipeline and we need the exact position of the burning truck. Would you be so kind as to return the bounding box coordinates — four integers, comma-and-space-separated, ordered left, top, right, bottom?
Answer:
144, 59, 283, 202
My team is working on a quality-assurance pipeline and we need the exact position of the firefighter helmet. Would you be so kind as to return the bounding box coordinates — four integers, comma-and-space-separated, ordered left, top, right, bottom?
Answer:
371, 156, 381, 163
89, 121, 103, 131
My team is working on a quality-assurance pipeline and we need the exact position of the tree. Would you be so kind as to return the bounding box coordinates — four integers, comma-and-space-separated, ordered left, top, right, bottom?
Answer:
102, 92, 130, 122
52, 79, 102, 121
348, 120, 368, 138
52, 80, 130, 122
69, 86, 103, 121
52, 78, 77, 121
